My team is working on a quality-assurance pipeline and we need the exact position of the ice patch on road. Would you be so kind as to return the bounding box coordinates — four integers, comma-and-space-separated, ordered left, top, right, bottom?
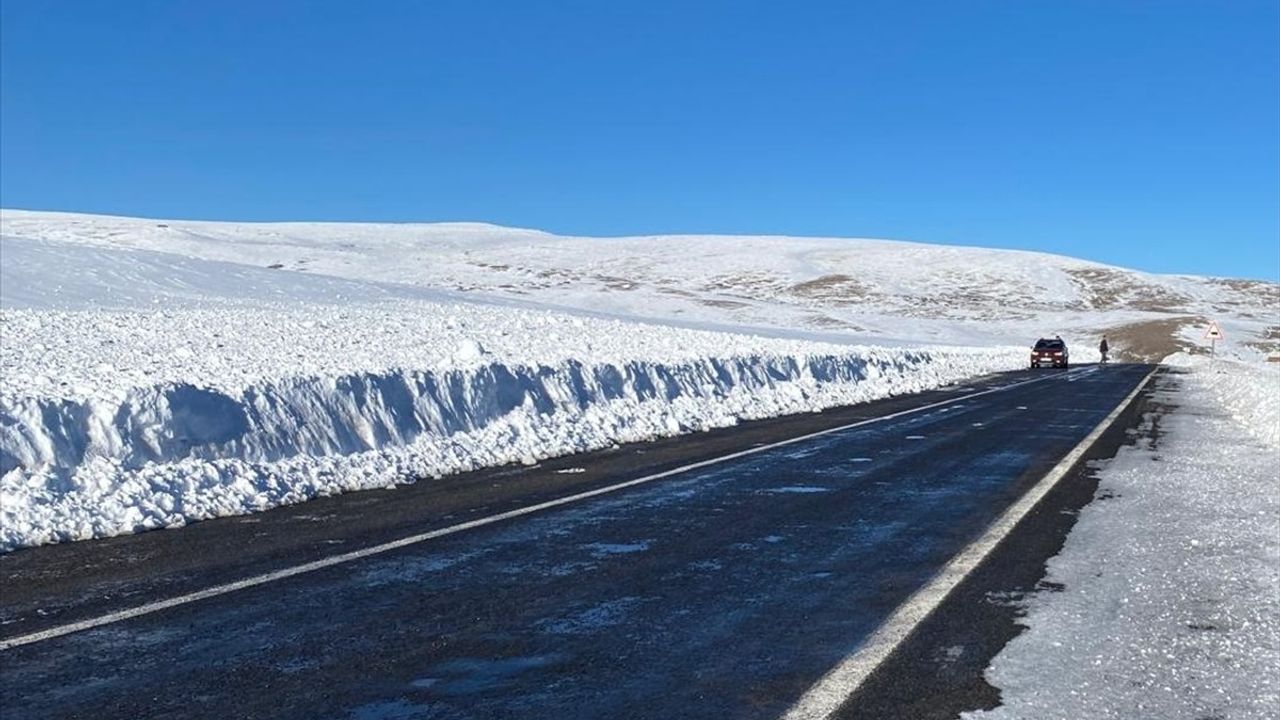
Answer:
537, 598, 643, 635
358, 549, 490, 587
581, 541, 651, 558
413, 654, 564, 696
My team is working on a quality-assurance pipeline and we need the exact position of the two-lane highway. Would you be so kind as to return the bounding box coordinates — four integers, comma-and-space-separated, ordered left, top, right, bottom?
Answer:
0, 364, 1154, 719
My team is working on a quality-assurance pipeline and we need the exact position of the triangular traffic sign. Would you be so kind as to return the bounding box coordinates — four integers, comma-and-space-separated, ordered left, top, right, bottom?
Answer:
1204, 321, 1225, 340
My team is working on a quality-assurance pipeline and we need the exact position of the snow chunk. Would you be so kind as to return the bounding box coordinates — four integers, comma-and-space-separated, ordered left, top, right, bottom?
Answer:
454, 338, 487, 363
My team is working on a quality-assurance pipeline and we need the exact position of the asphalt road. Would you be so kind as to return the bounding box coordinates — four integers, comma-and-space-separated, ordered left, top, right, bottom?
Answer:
0, 363, 1154, 720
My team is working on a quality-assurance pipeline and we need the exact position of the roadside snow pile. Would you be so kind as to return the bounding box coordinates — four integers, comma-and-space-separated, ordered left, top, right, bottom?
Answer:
0, 298, 1021, 550
968, 357, 1280, 720
1165, 354, 1280, 448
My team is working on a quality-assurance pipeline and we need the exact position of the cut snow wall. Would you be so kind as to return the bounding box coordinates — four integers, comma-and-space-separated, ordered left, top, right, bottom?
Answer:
1, 348, 1017, 550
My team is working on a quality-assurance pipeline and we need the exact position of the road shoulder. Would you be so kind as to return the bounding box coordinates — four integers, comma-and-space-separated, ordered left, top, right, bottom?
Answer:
833, 367, 1166, 719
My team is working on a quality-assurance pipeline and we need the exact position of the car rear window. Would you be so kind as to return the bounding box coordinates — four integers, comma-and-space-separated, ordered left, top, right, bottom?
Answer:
1034, 339, 1065, 349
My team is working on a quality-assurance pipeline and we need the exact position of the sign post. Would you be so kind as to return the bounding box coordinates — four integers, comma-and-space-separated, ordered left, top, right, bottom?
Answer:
1204, 321, 1225, 357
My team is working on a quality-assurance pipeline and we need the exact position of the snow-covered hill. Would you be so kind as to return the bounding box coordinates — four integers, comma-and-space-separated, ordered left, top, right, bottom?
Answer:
1, 210, 1274, 550
3, 209, 1275, 355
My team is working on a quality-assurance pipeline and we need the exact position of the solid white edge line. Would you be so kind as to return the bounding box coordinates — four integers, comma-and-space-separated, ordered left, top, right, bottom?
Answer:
782, 366, 1157, 720
0, 369, 1079, 652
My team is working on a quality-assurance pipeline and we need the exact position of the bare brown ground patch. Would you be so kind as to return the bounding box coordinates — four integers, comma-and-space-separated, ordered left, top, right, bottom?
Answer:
697, 298, 751, 310
1105, 316, 1206, 362
1209, 278, 1280, 306
804, 314, 864, 330
535, 268, 581, 282
701, 272, 783, 295
1066, 268, 1192, 312
788, 274, 874, 305
591, 275, 640, 291
1064, 268, 1128, 309
656, 287, 698, 298
1243, 325, 1280, 356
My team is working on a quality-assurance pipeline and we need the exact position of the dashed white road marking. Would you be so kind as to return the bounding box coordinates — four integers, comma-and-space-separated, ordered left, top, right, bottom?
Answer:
0, 369, 1088, 652
781, 366, 1155, 720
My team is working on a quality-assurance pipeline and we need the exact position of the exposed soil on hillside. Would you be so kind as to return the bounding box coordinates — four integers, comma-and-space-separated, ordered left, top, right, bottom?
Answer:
1244, 325, 1280, 357
1105, 316, 1206, 362
1210, 278, 1280, 304
1065, 268, 1192, 312
788, 274, 875, 305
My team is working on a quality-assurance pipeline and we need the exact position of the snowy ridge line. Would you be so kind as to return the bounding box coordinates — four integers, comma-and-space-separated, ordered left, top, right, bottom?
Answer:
6, 210, 1277, 363
783, 365, 1158, 720
0, 346, 1020, 551
0, 370, 1066, 652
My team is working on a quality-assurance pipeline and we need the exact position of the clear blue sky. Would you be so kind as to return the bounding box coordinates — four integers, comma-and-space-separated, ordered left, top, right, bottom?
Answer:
2, 1, 1277, 279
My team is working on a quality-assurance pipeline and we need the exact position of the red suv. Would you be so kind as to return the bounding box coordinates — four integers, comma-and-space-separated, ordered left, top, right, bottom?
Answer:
1031, 338, 1069, 368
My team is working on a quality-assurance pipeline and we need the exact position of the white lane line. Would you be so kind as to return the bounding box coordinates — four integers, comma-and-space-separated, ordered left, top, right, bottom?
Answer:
0, 369, 1085, 652
782, 366, 1156, 720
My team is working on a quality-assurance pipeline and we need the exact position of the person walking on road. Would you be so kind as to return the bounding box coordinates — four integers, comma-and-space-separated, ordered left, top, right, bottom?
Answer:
1099, 335, 1109, 364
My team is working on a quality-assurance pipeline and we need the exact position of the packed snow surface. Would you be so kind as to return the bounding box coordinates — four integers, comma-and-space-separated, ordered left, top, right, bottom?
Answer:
967, 356, 1280, 719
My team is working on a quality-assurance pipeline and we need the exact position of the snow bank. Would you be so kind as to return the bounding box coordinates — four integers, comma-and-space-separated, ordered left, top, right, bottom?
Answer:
1164, 354, 1280, 448
0, 300, 1020, 550
968, 358, 1280, 719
